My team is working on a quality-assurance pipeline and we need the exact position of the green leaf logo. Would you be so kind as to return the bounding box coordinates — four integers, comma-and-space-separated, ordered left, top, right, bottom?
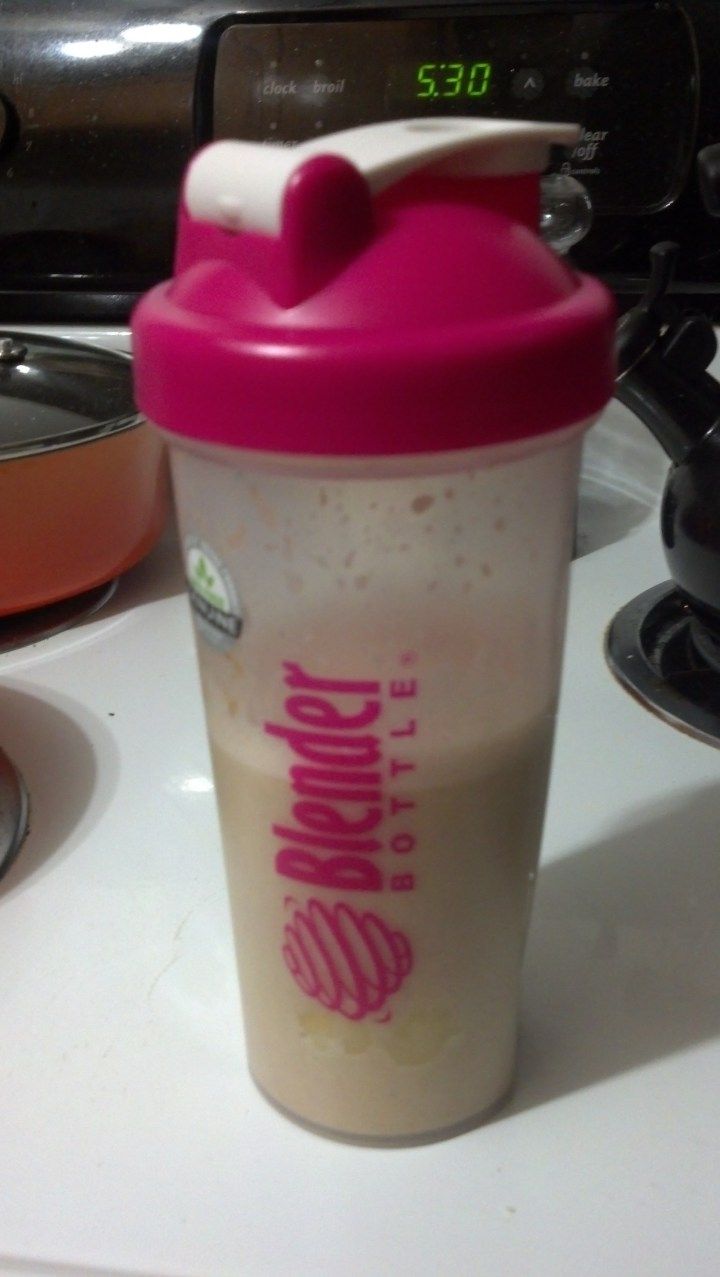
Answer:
194, 555, 215, 590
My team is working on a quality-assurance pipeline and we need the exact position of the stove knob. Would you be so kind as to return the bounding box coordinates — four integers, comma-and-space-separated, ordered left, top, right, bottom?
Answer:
539, 172, 593, 254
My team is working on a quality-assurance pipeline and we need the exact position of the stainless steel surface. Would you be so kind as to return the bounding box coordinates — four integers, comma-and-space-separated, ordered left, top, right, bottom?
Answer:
0, 1, 208, 318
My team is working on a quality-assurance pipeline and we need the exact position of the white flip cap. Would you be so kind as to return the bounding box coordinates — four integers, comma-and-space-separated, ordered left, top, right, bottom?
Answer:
185, 117, 581, 237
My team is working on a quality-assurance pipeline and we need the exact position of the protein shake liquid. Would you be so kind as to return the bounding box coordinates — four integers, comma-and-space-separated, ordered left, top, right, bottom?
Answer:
133, 119, 615, 1143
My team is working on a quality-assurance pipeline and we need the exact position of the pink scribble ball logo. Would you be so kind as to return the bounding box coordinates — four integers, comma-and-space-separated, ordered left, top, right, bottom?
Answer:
283, 897, 413, 1021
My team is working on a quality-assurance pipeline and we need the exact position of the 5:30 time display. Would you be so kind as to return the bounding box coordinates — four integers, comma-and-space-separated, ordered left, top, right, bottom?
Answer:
416, 61, 493, 99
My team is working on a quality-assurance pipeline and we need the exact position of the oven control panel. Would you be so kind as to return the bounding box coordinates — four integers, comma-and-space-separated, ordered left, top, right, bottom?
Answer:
206, 4, 697, 216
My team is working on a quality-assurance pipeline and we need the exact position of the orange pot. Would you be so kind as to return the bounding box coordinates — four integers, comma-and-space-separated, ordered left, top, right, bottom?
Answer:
0, 332, 170, 616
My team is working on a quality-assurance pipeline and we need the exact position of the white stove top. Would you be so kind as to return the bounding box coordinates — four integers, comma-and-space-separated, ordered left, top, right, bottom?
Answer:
0, 333, 718, 1277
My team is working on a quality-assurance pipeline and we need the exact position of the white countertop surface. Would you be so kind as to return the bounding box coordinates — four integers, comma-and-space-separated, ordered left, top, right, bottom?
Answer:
1, 403, 719, 1276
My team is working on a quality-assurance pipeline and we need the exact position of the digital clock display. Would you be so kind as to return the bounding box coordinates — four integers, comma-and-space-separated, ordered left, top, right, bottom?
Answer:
415, 61, 493, 100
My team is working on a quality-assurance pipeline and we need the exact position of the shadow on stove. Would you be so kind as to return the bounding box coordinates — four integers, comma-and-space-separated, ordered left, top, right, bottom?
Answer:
507, 782, 720, 1115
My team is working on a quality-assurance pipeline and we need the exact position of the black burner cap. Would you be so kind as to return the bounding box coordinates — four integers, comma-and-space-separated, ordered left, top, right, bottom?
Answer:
606, 582, 720, 747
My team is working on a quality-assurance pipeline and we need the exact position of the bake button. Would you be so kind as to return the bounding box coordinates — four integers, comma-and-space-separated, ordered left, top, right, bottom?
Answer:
566, 67, 610, 98
511, 68, 545, 101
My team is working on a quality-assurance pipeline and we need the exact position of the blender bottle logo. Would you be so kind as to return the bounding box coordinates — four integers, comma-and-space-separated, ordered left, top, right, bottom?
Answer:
264, 661, 414, 1021
281, 898, 413, 1021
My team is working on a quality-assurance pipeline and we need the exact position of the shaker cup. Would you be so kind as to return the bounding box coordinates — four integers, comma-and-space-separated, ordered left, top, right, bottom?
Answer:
133, 119, 615, 1144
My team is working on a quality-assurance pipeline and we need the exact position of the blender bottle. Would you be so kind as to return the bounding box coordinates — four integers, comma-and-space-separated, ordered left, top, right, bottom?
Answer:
132, 119, 615, 1144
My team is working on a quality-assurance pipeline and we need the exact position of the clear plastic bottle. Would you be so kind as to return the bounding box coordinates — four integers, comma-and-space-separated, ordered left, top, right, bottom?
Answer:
133, 119, 615, 1143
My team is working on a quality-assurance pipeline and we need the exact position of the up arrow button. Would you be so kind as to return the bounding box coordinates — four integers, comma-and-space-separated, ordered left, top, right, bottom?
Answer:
511, 68, 545, 101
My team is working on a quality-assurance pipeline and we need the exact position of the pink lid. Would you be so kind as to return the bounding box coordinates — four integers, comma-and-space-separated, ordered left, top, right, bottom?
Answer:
132, 120, 615, 456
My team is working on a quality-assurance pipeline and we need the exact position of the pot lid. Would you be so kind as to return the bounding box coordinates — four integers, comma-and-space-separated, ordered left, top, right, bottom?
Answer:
0, 331, 141, 460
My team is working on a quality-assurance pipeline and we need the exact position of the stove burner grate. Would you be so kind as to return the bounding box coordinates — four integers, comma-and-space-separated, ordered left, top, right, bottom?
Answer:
0, 579, 117, 655
606, 582, 720, 747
